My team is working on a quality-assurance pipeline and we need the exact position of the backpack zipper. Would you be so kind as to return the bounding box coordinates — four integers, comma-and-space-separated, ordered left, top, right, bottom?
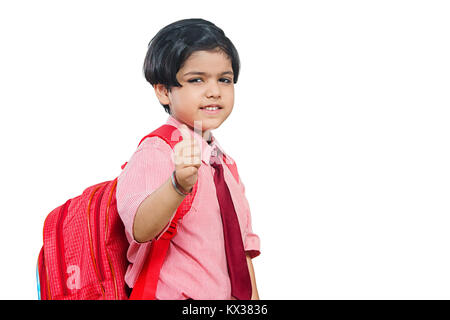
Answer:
56, 199, 72, 297
104, 179, 119, 299
94, 183, 107, 282
87, 184, 106, 299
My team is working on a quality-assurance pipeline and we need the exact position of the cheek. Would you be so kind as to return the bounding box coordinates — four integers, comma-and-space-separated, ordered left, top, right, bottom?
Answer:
177, 89, 200, 105
171, 91, 195, 110
227, 85, 235, 98
226, 88, 235, 106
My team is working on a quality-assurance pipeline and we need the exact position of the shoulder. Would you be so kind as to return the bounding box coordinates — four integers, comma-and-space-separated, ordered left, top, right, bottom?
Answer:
136, 135, 174, 154
119, 135, 174, 172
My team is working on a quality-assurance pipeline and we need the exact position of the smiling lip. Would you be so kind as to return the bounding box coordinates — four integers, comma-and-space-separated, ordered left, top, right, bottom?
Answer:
200, 104, 223, 115
200, 104, 223, 109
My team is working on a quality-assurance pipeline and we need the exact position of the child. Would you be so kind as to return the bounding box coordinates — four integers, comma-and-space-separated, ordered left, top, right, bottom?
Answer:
116, 18, 260, 300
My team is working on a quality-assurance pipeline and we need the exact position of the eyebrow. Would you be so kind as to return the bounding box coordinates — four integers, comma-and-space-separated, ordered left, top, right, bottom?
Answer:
183, 71, 234, 77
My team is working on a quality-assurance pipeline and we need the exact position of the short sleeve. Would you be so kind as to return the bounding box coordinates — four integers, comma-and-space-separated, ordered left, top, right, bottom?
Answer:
238, 175, 261, 259
116, 136, 177, 246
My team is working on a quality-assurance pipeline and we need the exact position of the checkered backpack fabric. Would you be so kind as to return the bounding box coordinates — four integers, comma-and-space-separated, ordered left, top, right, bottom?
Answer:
36, 124, 195, 300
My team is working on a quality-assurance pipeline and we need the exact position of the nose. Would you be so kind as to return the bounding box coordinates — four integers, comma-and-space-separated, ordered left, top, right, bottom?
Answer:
205, 80, 221, 99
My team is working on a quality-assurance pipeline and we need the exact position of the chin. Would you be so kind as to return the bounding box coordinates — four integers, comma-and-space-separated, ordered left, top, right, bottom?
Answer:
203, 119, 225, 131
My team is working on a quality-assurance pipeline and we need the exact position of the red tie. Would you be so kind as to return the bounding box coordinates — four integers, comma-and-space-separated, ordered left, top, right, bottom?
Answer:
210, 154, 252, 300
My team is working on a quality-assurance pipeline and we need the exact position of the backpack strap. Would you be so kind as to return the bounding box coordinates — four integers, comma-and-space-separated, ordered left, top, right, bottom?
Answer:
120, 124, 182, 170
124, 124, 240, 300
127, 124, 198, 300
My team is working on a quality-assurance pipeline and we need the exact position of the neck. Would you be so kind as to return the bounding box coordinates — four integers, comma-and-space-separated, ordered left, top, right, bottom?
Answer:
202, 130, 212, 143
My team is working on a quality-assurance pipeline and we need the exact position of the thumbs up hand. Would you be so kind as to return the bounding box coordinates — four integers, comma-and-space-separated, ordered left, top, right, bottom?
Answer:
173, 124, 202, 193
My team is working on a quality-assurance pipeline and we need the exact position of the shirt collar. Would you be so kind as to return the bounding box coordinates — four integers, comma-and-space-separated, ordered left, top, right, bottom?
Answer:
166, 115, 226, 165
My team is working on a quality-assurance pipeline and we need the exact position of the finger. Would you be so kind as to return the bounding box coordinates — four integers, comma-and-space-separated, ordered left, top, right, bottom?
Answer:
188, 143, 202, 156
191, 146, 201, 157
177, 145, 202, 167
181, 130, 201, 155
174, 143, 191, 167
175, 145, 197, 166
191, 157, 202, 169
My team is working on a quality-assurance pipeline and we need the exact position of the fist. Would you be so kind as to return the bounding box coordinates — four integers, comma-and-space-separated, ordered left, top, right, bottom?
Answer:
173, 124, 202, 193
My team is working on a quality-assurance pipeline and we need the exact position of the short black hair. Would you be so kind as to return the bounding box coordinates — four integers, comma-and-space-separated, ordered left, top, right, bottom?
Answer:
143, 18, 240, 114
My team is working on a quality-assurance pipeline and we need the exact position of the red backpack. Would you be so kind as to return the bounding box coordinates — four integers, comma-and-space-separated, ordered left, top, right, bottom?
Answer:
37, 124, 196, 300
37, 124, 240, 300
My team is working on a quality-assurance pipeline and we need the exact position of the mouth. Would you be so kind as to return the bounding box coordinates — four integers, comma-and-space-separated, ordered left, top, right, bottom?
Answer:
200, 104, 223, 114
200, 104, 223, 111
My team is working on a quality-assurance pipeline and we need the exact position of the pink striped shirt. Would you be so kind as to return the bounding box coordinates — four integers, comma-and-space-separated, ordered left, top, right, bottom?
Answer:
116, 115, 260, 300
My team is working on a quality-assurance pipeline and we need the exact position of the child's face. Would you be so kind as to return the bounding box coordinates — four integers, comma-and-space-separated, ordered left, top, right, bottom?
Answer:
155, 49, 235, 137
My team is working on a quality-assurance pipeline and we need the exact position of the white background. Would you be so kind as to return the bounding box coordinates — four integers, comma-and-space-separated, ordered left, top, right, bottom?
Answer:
0, 0, 449, 299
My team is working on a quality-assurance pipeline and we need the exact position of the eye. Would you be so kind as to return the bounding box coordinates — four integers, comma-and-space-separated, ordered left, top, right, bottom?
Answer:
219, 78, 232, 84
187, 78, 202, 83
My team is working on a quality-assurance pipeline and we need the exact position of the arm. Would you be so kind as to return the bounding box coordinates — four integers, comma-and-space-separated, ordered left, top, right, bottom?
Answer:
133, 176, 187, 242
133, 124, 201, 243
246, 253, 259, 300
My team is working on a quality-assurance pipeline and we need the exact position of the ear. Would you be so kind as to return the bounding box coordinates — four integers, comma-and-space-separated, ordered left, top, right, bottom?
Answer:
153, 84, 171, 106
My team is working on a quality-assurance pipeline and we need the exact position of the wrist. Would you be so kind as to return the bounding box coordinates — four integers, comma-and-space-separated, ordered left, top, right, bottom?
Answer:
171, 170, 192, 196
